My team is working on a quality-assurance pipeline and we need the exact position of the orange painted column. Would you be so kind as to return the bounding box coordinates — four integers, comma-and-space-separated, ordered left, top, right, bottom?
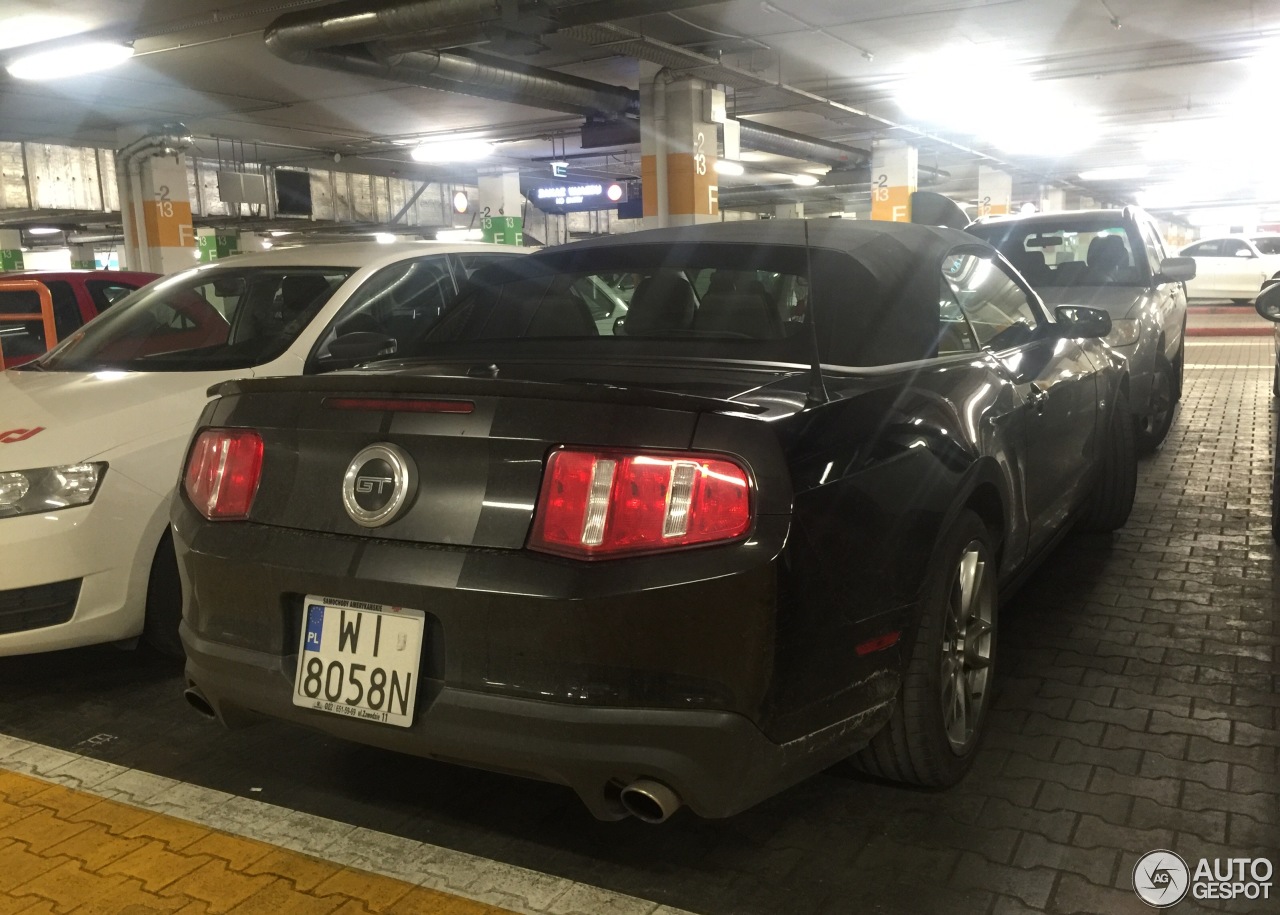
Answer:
640, 67, 720, 228
978, 166, 1012, 218
119, 152, 197, 274
871, 142, 917, 223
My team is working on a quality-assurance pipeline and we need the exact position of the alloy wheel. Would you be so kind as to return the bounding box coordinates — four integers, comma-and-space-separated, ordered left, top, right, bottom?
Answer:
940, 542, 995, 754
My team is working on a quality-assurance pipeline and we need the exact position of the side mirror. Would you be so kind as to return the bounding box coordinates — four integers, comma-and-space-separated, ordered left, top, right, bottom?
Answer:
326, 331, 398, 361
1054, 305, 1112, 339
612, 315, 628, 335
1256, 283, 1280, 322
1235, 249, 1257, 258
1157, 256, 1196, 283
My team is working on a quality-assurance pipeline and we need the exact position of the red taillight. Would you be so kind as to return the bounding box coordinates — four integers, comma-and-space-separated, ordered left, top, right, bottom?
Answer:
183, 429, 264, 521
529, 448, 752, 559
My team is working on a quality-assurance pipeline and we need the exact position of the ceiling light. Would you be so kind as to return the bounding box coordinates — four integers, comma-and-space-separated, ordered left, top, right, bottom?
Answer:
25, 226, 61, 235
0, 14, 85, 52
452, 191, 469, 213
714, 160, 746, 176
791, 174, 820, 187
410, 139, 494, 163
1078, 165, 1150, 181
6, 41, 133, 80
373, 233, 396, 244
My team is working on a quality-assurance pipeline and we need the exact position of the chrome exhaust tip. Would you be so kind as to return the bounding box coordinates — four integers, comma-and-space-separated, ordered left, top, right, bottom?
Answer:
183, 686, 216, 719
619, 778, 681, 824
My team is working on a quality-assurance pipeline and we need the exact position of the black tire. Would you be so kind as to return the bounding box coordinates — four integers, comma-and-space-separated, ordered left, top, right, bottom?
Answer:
143, 529, 185, 658
1134, 354, 1176, 453
852, 510, 997, 787
1078, 387, 1137, 532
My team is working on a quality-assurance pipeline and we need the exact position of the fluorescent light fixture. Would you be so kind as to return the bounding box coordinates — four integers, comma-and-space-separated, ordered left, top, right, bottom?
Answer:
452, 190, 469, 213
269, 230, 293, 238
714, 159, 746, 176
410, 139, 494, 163
791, 173, 820, 187
0, 15, 85, 52
25, 226, 61, 235
373, 232, 396, 244
260, 240, 274, 250
896, 46, 1098, 155
435, 228, 484, 242
6, 41, 133, 80
1078, 165, 1150, 181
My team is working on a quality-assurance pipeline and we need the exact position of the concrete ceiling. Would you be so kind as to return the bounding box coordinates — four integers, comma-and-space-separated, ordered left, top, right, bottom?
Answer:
1, 0, 1278, 226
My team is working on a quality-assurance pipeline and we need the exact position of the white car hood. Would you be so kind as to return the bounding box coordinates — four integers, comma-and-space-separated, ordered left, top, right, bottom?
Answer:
0, 368, 249, 468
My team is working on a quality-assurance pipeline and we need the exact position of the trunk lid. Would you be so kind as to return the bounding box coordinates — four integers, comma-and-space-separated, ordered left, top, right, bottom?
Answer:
207, 359, 805, 550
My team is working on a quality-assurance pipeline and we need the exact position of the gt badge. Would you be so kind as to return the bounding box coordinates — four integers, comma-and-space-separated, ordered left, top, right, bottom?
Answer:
342, 443, 417, 528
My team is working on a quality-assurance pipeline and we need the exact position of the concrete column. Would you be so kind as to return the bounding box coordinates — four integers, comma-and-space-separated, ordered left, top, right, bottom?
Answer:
69, 244, 96, 270
870, 142, 917, 222
0, 230, 23, 271
196, 229, 240, 264
478, 171, 524, 245
117, 141, 196, 274
978, 167, 1013, 218
641, 64, 719, 228
775, 203, 804, 219
1040, 189, 1066, 212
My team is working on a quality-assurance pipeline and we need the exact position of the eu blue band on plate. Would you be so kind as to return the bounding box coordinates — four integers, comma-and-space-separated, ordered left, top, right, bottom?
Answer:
304, 604, 325, 651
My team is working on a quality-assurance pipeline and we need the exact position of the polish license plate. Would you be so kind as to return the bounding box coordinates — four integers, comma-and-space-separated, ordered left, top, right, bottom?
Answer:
292, 595, 425, 728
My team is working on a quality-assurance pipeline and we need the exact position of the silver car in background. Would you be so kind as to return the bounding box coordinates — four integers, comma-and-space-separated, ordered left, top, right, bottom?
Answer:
968, 207, 1194, 452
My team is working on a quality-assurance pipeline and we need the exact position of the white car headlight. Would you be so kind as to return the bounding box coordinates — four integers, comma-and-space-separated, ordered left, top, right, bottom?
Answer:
0, 463, 106, 519
1105, 319, 1141, 347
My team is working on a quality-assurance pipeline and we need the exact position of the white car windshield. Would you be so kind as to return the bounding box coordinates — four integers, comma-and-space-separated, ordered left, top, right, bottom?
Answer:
28, 266, 354, 372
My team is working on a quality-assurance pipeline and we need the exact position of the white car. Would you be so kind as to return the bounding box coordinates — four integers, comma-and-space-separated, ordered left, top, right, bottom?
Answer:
0, 241, 525, 656
1179, 234, 1280, 303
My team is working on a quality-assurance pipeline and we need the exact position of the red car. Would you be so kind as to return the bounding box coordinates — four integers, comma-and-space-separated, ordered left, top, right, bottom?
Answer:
0, 270, 159, 368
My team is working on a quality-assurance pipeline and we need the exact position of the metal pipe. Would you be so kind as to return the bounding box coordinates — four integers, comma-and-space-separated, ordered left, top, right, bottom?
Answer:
619, 778, 681, 823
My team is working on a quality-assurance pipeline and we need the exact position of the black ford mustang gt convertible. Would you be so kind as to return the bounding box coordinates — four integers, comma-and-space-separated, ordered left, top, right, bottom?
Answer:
174, 219, 1135, 822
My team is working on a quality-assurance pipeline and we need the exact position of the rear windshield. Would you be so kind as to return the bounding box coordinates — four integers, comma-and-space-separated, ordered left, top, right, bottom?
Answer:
29, 266, 354, 372
968, 218, 1148, 288
410, 242, 942, 367
415, 245, 815, 358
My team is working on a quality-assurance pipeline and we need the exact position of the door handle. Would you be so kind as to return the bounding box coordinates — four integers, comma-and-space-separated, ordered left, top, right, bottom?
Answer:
1028, 383, 1049, 413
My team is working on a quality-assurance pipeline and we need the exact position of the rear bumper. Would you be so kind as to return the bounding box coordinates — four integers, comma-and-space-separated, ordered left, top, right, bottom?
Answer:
183, 624, 869, 820
174, 506, 892, 819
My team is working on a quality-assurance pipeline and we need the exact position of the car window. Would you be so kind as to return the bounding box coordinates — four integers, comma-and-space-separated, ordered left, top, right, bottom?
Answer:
1183, 240, 1221, 257
312, 256, 457, 368
968, 219, 1145, 287
33, 266, 353, 372
415, 244, 941, 368
43, 281, 82, 340
1221, 239, 1252, 257
0, 288, 51, 359
942, 253, 1038, 350
85, 280, 139, 313
1251, 237, 1280, 256
450, 252, 523, 282
1138, 221, 1166, 274
937, 282, 981, 354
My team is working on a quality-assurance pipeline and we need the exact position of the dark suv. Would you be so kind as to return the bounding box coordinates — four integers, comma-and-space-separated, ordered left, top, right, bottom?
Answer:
968, 207, 1194, 452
